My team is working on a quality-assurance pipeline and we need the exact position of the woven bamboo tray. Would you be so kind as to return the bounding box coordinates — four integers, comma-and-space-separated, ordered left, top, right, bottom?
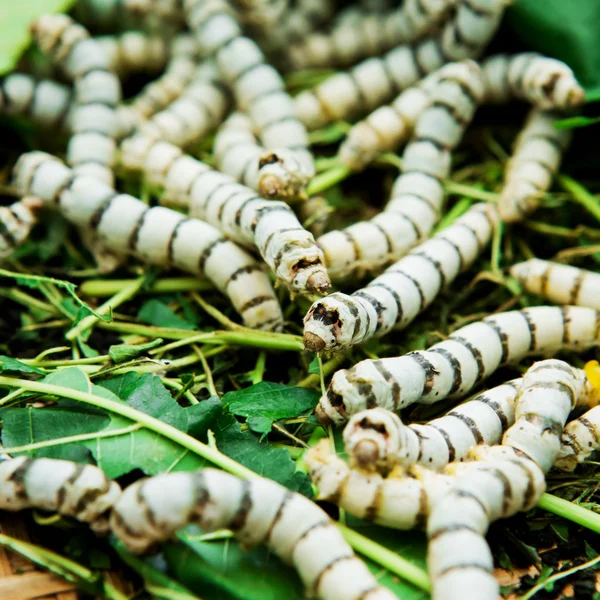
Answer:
0, 513, 134, 600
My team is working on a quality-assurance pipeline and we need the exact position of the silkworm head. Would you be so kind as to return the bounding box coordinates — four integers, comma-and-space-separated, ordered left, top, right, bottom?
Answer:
303, 293, 356, 352
258, 149, 310, 201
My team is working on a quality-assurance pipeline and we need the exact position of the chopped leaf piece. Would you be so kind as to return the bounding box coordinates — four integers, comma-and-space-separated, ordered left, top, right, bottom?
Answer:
138, 299, 197, 330
0, 355, 44, 375
108, 338, 164, 363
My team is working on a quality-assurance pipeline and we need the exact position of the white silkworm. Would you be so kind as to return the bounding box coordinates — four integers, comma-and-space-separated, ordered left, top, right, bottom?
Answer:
319, 60, 484, 280
0, 198, 41, 261
511, 259, 600, 310
184, 0, 314, 199
316, 305, 600, 426
306, 440, 455, 530
95, 31, 168, 77
294, 0, 509, 130
213, 112, 313, 200
287, 1, 454, 71
31, 14, 122, 185
140, 60, 230, 148
304, 202, 497, 353
498, 109, 571, 222
0, 74, 72, 129
0, 457, 121, 533
13, 151, 284, 330
556, 407, 600, 471
111, 468, 398, 600
427, 453, 545, 600
482, 53, 585, 109
343, 381, 521, 473
121, 134, 330, 295
337, 72, 439, 172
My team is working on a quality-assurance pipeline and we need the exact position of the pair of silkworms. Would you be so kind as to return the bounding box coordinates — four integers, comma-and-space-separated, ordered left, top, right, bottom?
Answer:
0, 457, 396, 600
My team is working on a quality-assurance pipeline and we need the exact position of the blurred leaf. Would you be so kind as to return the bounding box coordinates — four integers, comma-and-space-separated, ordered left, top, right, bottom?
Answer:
108, 338, 163, 363
0, 0, 77, 76
507, 0, 600, 91
138, 299, 197, 330
222, 382, 318, 434
0, 355, 44, 375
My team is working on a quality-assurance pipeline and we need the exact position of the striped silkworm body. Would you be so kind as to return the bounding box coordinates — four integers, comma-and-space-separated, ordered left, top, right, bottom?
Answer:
286, 1, 453, 71
13, 151, 284, 330
95, 31, 168, 77
31, 14, 122, 185
121, 134, 330, 295
498, 109, 571, 222
502, 359, 588, 472
315, 305, 600, 426
213, 112, 312, 201
319, 60, 484, 281
482, 53, 585, 109
306, 439, 455, 530
304, 202, 497, 353
336, 71, 439, 172
0, 74, 72, 130
427, 453, 546, 600
231, 0, 289, 36
140, 60, 230, 148
556, 406, 600, 471
184, 0, 314, 200
343, 380, 521, 473
511, 259, 600, 310
111, 468, 398, 600
0, 198, 42, 261
115, 34, 202, 138
0, 457, 121, 533
294, 0, 510, 130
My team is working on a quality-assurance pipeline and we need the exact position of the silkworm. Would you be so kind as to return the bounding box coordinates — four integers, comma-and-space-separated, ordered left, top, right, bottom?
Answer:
427, 453, 546, 600
294, 0, 510, 131
498, 109, 571, 222
110, 467, 398, 600
511, 259, 600, 310
213, 112, 313, 200
184, 0, 314, 199
120, 134, 330, 295
482, 53, 585, 109
556, 406, 600, 471
306, 439, 455, 530
320, 60, 484, 280
304, 202, 497, 353
286, 0, 454, 71
31, 14, 122, 185
0, 74, 72, 129
140, 60, 230, 148
95, 31, 168, 77
13, 151, 284, 330
0, 198, 42, 261
315, 305, 600, 426
0, 456, 121, 533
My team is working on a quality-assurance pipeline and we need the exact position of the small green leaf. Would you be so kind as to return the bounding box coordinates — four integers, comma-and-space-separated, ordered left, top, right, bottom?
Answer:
108, 338, 164, 363
0, 0, 77, 76
164, 531, 305, 600
222, 382, 318, 434
0, 355, 44, 375
138, 299, 197, 330
308, 355, 320, 374
214, 413, 313, 497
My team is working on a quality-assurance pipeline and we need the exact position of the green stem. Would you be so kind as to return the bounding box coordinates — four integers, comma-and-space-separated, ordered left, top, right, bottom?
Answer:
537, 492, 600, 534
558, 175, 600, 223
100, 322, 304, 351
80, 277, 213, 297
518, 553, 600, 600
337, 524, 430, 592
0, 288, 56, 314
306, 164, 351, 195
66, 276, 146, 341
298, 353, 347, 388
0, 533, 128, 600
434, 197, 473, 232
1, 424, 142, 454
445, 182, 498, 203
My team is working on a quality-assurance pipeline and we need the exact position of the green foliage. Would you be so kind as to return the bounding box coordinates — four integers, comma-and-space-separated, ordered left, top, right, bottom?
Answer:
0, 0, 76, 75
222, 382, 318, 433
0, 355, 44, 375
507, 0, 600, 93
108, 338, 164, 363
138, 299, 197, 330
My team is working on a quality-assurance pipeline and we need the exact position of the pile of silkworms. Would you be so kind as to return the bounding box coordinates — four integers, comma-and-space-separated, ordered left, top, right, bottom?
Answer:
0, 0, 597, 598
